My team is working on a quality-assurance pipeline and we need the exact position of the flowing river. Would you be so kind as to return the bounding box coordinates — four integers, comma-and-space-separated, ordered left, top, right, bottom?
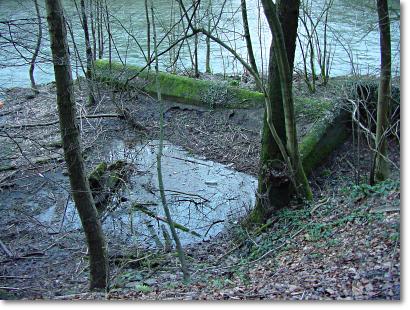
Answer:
0, 0, 400, 89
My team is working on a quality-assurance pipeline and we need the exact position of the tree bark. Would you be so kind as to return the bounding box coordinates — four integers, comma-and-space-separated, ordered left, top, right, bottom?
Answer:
241, 0, 258, 76
262, 0, 311, 200
193, 0, 199, 77
104, 0, 112, 71
144, 0, 151, 67
45, 0, 108, 290
252, 0, 311, 224
90, 0, 97, 61
371, 0, 391, 184
97, 0, 104, 59
80, 0, 96, 105
29, 0, 42, 94
205, 0, 212, 73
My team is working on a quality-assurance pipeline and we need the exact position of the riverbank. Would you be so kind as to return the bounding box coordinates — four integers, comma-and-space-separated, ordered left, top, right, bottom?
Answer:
0, 77, 400, 300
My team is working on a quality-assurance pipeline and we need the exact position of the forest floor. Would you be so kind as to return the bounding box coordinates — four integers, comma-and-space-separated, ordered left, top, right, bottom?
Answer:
0, 79, 400, 300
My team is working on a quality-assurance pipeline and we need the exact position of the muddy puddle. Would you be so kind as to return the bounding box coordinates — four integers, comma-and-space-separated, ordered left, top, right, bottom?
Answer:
30, 139, 257, 247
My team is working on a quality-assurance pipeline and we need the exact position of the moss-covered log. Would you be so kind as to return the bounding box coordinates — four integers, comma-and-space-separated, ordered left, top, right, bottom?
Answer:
94, 60, 264, 109
299, 106, 351, 174
88, 160, 130, 211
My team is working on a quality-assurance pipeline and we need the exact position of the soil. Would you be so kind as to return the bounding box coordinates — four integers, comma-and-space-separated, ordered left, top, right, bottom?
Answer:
0, 80, 400, 300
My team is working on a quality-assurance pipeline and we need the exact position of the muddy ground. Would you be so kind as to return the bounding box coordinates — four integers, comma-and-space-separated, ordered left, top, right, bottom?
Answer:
0, 80, 400, 300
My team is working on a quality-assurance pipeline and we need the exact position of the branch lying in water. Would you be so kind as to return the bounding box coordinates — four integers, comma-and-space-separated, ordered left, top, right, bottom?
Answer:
132, 203, 201, 237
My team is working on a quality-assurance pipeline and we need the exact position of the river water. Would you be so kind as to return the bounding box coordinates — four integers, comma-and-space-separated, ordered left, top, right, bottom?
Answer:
0, 0, 400, 89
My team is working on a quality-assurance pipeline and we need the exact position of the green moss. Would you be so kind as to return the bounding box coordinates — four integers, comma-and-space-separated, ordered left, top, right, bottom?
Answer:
106, 160, 128, 189
300, 108, 350, 174
47, 140, 63, 148
94, 60, 264, 108
294, 97, 332, 122
88, 161, 108, 190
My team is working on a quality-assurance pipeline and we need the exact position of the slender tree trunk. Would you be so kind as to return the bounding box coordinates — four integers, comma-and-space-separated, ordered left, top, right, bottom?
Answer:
80, 0, 96, 105
104, 0, 112, 71
321, 4, 330, 85
193, 0, 199, 77
241, 0, 258, 76
169, 1, 177, 73
97, 0, 104, 59
194, 35, 199, 77
205, 0, 212, 73
371, 0, 391, 184
178, 4, 195, 73
145, 0, 151, 68
90, 0, 97, 61
151, 1, 190, 282
45, 0, 108, 290
29, 0, 42, 94
252, 42, 289, 223
251, 0, 312, 224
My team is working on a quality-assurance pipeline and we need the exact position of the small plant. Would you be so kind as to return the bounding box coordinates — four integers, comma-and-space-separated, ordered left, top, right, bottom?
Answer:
321, 168, 332, 177
350, 179, 399, 200
390, 232, 399, 243
211, 278, 225, 289
234, 270, 251, 286
326, 238, 341, 247
135, 284, 152, 293
229, 79, 239, 87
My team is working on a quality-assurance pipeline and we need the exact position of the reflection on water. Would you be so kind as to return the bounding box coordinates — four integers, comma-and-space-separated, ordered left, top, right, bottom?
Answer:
0, 0, 400, 89
35, 139, 257, 247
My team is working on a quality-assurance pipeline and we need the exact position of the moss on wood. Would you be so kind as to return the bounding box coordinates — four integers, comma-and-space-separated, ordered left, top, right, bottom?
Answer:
294, 97, 332, 122
88, 160, 129, 211
299, 106, 351, 174
94, 60, 265, 109
88, 162, 108, 191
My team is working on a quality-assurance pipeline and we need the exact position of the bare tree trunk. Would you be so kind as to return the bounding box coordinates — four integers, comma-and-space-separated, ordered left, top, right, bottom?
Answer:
252, 0, 310, 223
193, 0, 199, 78
371, 0, 391, 184
29, 0, 42, 94
90, 0, 97, 61
261, 0, 312, 200
97, 0, 104, 59
178, 4, 196, 73
241, 0, 258, 76
205, 0, 212, 73
145, 0, 151, 68
104, 0, 112, 71
80, 0, 96, 105
45, 0, 108, 290
151, 1, 190, 282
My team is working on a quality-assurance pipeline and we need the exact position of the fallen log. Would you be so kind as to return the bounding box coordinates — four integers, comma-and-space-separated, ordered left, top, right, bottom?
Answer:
88, 160, 131, 211
132, 203, 201, 237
